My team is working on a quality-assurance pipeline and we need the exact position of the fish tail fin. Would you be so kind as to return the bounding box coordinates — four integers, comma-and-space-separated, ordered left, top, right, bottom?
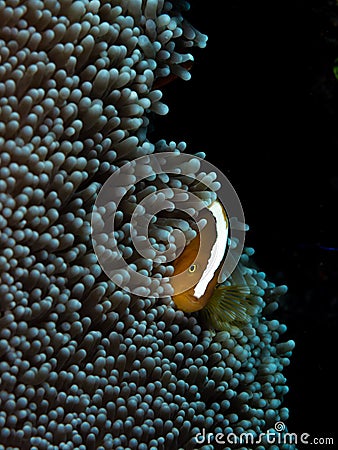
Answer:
200, 284, 256, 331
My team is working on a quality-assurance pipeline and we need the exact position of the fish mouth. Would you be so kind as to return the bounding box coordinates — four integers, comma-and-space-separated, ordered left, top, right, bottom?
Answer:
172, 291, 202, 313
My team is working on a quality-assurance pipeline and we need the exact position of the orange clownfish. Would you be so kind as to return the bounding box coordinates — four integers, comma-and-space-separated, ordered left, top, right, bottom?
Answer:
171, 199, 255, 331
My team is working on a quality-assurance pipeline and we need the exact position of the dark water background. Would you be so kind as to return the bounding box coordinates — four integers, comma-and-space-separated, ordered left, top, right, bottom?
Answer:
151, 0, 338, 444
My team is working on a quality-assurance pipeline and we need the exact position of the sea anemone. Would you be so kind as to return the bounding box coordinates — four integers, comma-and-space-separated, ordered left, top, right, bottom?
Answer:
0, 1, 295, 449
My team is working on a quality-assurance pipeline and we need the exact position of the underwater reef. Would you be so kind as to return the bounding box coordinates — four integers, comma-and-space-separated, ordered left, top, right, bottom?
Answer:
0, 0, 295, 449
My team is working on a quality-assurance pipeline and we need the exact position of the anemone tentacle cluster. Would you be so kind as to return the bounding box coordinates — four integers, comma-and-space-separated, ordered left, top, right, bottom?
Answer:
0, 1, 295, 449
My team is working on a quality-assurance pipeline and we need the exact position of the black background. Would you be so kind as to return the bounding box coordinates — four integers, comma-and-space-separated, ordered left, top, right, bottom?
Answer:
151, 0, 338, 444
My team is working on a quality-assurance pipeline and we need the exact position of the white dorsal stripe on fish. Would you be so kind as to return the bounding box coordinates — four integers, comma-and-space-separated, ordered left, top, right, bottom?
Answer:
193, 201, 229, 299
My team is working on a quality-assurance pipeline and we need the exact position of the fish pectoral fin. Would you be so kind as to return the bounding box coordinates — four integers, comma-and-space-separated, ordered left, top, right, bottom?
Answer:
200, 284, 256, 331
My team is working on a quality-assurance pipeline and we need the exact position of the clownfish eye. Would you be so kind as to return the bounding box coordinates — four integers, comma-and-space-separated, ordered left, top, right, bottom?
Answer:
189, 264, 197, 273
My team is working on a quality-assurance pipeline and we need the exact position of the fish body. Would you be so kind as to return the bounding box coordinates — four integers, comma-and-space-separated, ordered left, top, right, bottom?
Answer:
172, 199, 229, 312
172, 232, 222, 312
171, 199, 254, 330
